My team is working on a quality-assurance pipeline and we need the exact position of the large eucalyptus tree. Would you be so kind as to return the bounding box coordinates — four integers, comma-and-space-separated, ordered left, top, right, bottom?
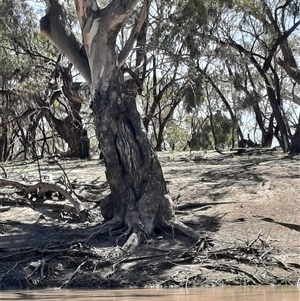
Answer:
40, 0, 198, 250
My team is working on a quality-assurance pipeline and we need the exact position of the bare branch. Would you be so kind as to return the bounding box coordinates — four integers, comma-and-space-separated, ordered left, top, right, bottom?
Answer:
41, 0, 92, 84
118, 0, 151, 67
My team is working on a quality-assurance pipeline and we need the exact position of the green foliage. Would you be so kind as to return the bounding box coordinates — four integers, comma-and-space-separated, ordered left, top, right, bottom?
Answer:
0, 0, 298, 158
240, 91, 260, 110
191, 112, 234, 149
0, 0, 63, 160
149, 0, 235, 58
183, 73, 205, 113
210, 111, 233, 148
0, 0, 58, 91
164, 111, 234, 151
165, 121, 191, 150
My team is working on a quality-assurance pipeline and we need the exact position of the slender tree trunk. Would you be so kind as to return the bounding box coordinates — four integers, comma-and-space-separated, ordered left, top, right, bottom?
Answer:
220, 39, 291, 152
0, 126, 7, 162
154, 98, 181, 151
290, 120, 300, 155
256, 70, 290, 151
252, 103, 274, 147
206, 90, 219, 150
0, 110, 8, 161
196, 66, 244, 142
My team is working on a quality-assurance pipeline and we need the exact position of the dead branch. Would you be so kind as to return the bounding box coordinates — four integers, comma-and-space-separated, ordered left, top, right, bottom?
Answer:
176, 201, 236, 211
0, 206, 11, 212
60, 260, 89, 288
201, 263, 263, 284
0, 179, 87, 221
0, 165, 7, 178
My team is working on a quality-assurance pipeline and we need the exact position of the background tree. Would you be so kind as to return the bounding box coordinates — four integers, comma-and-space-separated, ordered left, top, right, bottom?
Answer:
158, 0, 300, 153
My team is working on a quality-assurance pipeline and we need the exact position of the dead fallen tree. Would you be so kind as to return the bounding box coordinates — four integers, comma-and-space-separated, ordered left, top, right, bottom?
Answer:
0, 179, 88, 222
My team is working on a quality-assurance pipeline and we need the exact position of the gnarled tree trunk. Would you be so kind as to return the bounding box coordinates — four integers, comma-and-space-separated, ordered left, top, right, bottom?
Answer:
45, 102, 90, 159
93, 70, 170, 238
41, 0, 198, 251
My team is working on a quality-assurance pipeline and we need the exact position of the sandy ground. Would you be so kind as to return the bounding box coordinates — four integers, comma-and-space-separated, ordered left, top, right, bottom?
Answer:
0, 150, 299, 289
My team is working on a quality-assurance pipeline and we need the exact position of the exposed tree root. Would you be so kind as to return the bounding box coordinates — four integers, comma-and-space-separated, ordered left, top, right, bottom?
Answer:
85, 217, 146, 254
1, 178, 201, 254
87, 193, 202, 254
168, 220, 200, 240
86, 216, 124, 241
1, 215, 298, 289
122, 231, 144, 252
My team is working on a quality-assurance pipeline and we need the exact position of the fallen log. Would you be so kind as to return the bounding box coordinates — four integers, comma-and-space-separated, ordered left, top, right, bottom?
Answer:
0, 179, 88, 221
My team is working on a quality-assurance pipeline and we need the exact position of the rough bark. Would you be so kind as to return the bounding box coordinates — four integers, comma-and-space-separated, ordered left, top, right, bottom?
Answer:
75, 0, 170, 242
93, 72, 168, 234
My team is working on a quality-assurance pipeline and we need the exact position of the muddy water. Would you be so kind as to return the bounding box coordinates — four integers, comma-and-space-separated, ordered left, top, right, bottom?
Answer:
2, 286, 300, 301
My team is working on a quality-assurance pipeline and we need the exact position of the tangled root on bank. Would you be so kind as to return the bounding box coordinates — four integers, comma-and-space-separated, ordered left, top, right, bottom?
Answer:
86, 194, 202, 253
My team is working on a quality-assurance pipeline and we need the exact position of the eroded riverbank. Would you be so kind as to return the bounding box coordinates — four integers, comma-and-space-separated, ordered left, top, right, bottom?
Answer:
0, 151, 299, 289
